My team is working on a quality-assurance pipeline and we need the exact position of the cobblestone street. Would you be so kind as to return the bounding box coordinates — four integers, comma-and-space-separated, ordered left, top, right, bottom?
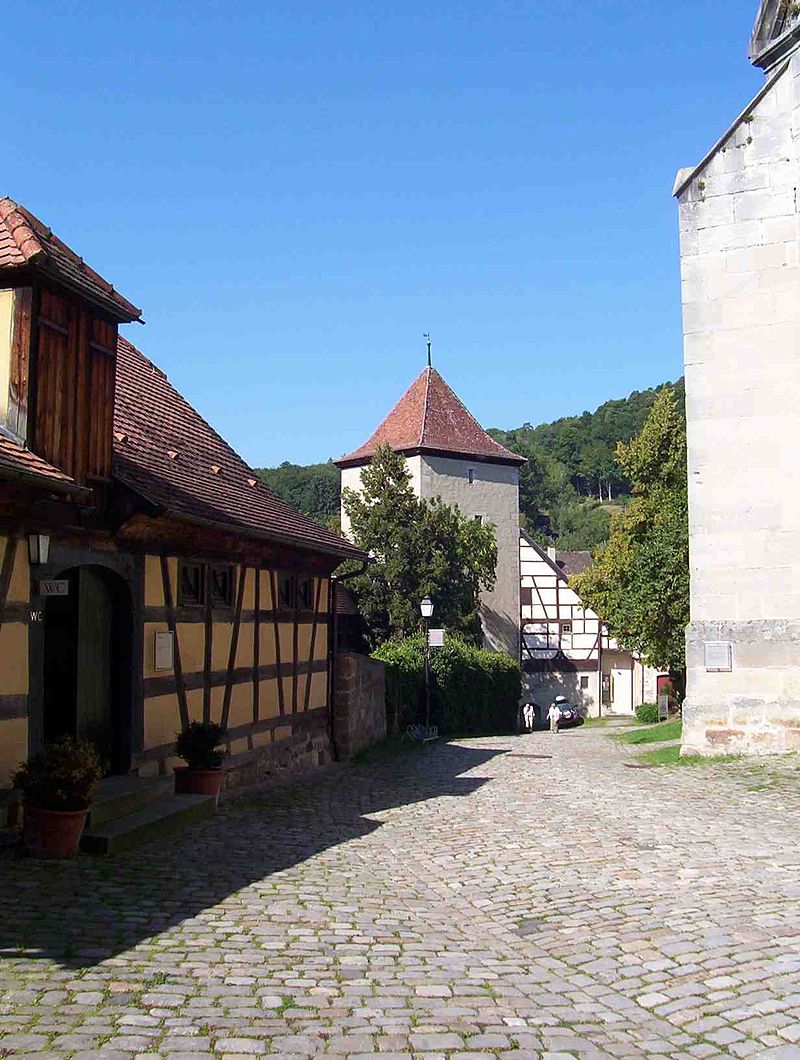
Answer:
1, 727, 800, 1059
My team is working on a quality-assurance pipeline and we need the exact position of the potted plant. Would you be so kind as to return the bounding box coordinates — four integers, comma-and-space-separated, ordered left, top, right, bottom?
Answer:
174, 721, 227, 801
14, 738, 103, 858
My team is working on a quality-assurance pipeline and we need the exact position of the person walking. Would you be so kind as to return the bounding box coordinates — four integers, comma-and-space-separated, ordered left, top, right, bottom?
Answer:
547, 699, 561, 735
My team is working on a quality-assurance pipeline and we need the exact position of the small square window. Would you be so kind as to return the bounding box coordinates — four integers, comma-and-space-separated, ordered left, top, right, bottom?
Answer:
179, 562, 204, 606
297, 577, 313, 609
473, 514, 483, 524
210, 565, 234, 607
278, 574, 295, 609
561, 622, 572, 634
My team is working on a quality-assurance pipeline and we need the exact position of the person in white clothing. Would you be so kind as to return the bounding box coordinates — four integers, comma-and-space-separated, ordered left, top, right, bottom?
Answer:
547, 701, 561, 734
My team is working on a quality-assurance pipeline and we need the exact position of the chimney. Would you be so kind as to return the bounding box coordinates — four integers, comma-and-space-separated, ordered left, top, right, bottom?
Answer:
547, 546, 557, 562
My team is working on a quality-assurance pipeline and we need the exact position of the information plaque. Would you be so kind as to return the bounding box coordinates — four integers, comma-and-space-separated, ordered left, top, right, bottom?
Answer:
154, 631, 175, 672
704, 641, 732, 672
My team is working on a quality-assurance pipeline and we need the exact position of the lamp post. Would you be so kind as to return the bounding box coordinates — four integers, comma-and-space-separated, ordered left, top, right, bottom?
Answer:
420, 596, 434, 733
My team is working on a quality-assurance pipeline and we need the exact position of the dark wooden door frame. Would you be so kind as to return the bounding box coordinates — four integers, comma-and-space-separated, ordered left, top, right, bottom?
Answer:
27, 544, 143, 771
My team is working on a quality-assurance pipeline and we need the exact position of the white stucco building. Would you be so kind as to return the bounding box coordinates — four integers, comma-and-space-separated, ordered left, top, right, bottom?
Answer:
520, 532, 664, 718
675, 1, 800, 754
336, 365, 523, 658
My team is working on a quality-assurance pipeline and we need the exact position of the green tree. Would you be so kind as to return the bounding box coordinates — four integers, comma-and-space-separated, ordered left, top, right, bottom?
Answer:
342, 445, 497, 647
256, 460, 340, 523
572, 387, 689, 674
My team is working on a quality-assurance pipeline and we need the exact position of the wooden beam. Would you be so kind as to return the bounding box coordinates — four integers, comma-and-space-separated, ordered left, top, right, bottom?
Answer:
221, 565, 247, 731
269, 570, 285, 716
160, 555, 189, 729
0, 534, 20, 636
303, 577, 324, 713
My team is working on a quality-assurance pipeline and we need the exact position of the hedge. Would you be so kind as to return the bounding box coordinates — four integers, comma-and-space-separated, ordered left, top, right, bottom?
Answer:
635, 702, 660, 724
373, 634, 521, 736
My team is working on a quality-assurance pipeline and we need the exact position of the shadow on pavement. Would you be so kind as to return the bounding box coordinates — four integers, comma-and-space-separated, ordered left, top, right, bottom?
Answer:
0, 741, 506, 968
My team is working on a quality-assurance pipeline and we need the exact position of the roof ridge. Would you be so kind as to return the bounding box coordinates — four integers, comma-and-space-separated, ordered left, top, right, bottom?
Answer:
419, 366, 433, 448
0, 197, 45, 263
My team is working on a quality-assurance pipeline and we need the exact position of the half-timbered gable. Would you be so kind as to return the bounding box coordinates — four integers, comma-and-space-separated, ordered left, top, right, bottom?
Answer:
520, 531, 663, 719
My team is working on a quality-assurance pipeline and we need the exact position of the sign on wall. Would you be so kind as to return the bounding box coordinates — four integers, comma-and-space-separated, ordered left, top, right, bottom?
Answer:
38, 579, 69, 597
704, 641, 732, 672
428, 629, 445, 648
154, 631, 175, 672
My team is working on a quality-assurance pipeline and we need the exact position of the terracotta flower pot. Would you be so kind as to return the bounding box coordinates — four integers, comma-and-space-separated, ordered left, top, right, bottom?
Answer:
23, 803, 89, 859
174, 767, 224, 802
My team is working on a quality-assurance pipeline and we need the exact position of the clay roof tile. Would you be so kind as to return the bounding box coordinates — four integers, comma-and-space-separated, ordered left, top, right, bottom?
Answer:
336, 366, 525, 467
113, 336, 364, 561
0, 197, 141, 323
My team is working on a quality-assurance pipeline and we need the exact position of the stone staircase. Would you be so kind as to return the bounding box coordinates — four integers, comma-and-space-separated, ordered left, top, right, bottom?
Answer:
80, 774, 216, 855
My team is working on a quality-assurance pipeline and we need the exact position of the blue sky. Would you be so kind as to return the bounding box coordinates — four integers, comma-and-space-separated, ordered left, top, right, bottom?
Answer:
4, 1, 763, 466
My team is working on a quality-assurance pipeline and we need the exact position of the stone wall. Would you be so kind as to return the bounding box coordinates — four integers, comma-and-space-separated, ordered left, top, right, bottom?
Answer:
676, 54, 800, 754
420, 455, 520, 659
333, 652, 386, 758
220, 711, 332, 794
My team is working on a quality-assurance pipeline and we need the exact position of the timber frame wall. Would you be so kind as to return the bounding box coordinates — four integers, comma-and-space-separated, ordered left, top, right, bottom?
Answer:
0, 533, 29, 785
140, 557, 331, 773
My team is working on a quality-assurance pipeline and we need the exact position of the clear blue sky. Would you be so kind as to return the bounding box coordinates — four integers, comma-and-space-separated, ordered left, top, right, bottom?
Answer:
3, 1, 763, 466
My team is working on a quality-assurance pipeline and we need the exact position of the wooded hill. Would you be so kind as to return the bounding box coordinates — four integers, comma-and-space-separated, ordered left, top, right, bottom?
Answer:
256, 377, 685, 551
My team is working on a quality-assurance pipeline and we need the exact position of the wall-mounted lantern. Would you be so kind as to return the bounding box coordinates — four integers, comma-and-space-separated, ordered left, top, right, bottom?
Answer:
27, 533, 50, 566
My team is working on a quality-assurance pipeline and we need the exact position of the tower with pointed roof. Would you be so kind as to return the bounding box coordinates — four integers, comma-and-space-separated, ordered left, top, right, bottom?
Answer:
673, 3, 800, 755
336, 366, 524, 658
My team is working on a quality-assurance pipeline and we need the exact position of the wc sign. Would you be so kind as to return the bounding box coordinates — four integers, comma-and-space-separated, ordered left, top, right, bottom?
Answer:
37, 579, 69, 597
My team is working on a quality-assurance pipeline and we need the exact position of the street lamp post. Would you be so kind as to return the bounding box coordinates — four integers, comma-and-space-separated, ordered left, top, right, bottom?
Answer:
420, 596, 434, 733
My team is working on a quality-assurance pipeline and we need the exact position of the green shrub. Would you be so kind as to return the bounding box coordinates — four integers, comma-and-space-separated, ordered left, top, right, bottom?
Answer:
635, 702, 660, 724
373, 634, 521, 736
175, 721, 227, 770
13, 738, 103, 810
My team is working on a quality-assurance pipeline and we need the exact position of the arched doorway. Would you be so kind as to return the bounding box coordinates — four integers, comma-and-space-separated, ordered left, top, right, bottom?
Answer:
42, 565, 132, 774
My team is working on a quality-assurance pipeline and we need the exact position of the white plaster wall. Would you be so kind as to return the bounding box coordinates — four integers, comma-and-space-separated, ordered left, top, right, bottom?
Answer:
420, 455, 520, 658
677, 54, 800, 753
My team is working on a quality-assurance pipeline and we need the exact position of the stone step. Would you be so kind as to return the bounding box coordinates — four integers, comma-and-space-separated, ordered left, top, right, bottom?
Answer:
81, 793, 215, 855
88, 774, 175, 828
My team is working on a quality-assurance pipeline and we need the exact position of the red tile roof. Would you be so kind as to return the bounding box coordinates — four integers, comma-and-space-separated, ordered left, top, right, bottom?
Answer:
0, 433, 89, 497
113, 337, 364, 560
336, 367, 525, 468
0, 198, 142, 323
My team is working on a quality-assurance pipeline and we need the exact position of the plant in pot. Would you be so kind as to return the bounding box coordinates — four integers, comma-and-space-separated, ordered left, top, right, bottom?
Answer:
174, 721, 227, 802
13, 738, 103, 859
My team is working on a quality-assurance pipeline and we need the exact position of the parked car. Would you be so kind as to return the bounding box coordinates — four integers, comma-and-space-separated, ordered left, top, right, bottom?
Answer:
553, 696, 581, 728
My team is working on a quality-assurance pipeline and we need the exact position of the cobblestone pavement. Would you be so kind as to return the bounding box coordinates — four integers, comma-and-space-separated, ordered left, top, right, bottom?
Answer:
2, 727, 800, 1059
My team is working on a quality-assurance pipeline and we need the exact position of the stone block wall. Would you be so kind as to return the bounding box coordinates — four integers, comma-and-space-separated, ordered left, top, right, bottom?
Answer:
333, 652, 386, 758
676, 55, 800, 754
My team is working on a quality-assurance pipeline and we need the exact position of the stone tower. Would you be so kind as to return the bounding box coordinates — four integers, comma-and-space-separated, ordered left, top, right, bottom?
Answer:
336, 366, 523, 658
673, 1, 800, 754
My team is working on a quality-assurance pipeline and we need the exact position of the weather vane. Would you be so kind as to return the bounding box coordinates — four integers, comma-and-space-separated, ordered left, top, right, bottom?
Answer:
423, 332, 432, 368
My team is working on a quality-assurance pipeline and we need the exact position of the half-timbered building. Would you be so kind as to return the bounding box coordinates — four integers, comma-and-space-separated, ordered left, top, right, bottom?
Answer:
520, 532, 663, 718
0, 198, 364, 808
